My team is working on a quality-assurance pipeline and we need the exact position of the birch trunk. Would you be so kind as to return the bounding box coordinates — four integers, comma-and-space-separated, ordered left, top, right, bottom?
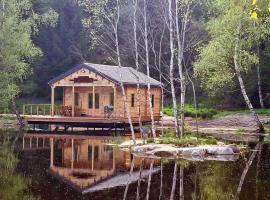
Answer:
257, 60, 264, 108
169, 162, 177, 200
158, 23, 165, 137
234, 20, 264, 132
234, 142, 262, 200
175, 0, 188, 137
133, 0, 143, 136
143, 0, 156, 138
123, 156, 135, 200
159, 162, 163, 200
179, 166, 184, 200
116, 0, 136, 143
136, 158, 144, 200
168, 0, 180, 136
145, 159, 154, 200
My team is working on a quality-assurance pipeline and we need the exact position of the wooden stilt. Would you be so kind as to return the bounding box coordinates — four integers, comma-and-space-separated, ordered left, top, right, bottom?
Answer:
71, 138, 74, 169
50, 138, 54, 168
92, 142, 94, 171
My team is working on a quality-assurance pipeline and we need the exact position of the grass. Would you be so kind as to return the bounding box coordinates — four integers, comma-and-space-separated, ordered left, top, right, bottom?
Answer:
155, 131, 217, 147
163, 104, 270, 119
163, 104, 217, 119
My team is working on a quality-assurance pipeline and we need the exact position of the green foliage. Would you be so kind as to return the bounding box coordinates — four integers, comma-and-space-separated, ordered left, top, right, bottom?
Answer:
159, 132, 217, 147
194, 0, 270, 95
164, 104, 217, 119
0, 0, 57, 110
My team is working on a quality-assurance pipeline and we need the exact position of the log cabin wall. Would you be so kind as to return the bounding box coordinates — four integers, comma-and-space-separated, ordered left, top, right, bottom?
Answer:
122, 86, 161, 120
63, 86, 117, 117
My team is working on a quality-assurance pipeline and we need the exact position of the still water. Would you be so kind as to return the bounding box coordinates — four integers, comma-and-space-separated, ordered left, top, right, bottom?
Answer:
14, 133, 270, 200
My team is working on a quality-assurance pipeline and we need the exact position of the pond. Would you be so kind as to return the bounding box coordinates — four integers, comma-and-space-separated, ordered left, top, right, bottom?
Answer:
2, 132, 270, 200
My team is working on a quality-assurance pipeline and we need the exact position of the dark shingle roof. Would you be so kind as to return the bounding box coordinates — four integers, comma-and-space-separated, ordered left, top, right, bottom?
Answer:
48, 63, 161, 86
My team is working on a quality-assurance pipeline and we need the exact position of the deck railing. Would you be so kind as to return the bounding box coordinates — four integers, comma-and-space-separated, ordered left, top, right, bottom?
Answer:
22, 104, 62, 116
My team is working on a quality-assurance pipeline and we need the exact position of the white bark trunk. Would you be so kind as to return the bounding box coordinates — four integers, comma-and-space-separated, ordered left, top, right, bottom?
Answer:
133, 0, 143, 136
234, 20, 264, 132
123, 156, 135, 200
159, 162, 163, 200
136, 158, 144, 200
175, 0, 187, 137
143, 0, 156, 138
179, 166, 184, 200
168, 0, 180, 135
146, 160, 154, 200
257, 61, 264, 108
116, 0, 136, 143
169, 162, 177, 200
234, 142, 262, 200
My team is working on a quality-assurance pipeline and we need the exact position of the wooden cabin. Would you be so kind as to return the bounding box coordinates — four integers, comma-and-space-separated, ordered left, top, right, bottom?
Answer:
48, 63, 161, 123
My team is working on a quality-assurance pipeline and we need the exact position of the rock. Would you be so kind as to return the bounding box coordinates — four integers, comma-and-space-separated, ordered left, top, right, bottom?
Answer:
228, 144, 240, 154
130, 143, 240, 161
206, 146, 234, 155
154, 151, 175, 157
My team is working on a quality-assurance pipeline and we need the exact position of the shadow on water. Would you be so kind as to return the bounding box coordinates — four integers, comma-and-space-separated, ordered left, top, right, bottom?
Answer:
11, 132, 270, 200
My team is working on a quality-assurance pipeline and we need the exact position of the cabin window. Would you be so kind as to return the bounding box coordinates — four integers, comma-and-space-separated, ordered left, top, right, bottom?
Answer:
75, 93, 79, 106
88, 93, 93, 109
131, 94, 135, 107
151, 94, 154, 108
109, 92, 114, 106
95, 93, 100, 109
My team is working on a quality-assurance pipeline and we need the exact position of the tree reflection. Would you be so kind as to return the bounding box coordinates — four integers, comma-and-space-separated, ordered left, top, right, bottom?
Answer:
170, 161, 177, 200
136, 158, 144, 200
145, 159, 154, 200
234, 142, 263, 200
0, 131, 38, 200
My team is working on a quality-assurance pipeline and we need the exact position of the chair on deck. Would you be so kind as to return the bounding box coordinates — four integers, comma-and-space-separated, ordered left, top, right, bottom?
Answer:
61, 106, 72, 116
104, 105, 114, 118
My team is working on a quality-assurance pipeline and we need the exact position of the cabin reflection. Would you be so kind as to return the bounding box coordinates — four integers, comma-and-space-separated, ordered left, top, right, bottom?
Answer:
22, 133, 159, 193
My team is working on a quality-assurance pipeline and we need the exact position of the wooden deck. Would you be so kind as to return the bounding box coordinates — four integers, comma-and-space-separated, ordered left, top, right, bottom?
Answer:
22, 115, 159, 128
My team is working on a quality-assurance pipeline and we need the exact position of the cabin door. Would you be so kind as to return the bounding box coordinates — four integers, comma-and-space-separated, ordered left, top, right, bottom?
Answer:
75, 92, 87, 116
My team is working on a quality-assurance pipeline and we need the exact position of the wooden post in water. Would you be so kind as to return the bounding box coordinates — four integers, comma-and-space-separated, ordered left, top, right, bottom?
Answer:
92, 142, 94, 171
22, 137, 25, 149
71, 138, 74, 169
30, 137, 32, 149
92, 86, 95, 115
50, 138, 54, 168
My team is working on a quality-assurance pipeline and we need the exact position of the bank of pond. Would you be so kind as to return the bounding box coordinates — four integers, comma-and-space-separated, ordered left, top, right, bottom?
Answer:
0, 130, 270, 200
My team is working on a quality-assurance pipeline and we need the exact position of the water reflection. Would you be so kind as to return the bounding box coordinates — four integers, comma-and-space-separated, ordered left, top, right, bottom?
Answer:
20, 133, 270, 200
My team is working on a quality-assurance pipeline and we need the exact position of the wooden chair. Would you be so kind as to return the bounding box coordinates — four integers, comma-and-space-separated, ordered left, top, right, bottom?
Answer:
61, 106, 72, 116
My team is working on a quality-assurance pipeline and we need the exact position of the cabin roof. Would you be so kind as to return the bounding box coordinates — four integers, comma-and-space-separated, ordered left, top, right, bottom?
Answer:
48, 63, 161, 86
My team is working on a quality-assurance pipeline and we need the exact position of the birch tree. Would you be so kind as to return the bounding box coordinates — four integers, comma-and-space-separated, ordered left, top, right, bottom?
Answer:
168, 0, 180, 136
132, 0, 143, 136
78, 0, 136, 143
143, 0, 156, 138
194, 0, 270, 132
175, 0, 192, 136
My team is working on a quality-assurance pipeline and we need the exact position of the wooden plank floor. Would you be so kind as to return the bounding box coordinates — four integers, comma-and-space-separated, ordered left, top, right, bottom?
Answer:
22, 115, 127, 124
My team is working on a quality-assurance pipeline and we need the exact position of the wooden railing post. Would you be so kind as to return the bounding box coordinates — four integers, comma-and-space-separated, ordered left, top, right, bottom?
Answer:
51, 86, 55, 116
23, 105, 25, 115
37, 105, 39, 115
30, 105, 33, 116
